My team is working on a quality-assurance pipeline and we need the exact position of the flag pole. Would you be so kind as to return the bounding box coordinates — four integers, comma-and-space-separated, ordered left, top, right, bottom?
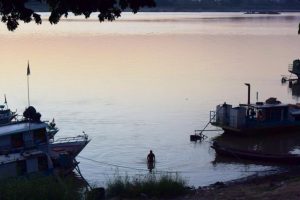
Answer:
27, 61, 31, 132
4, 94, 8, 109
27, 61, 30, 107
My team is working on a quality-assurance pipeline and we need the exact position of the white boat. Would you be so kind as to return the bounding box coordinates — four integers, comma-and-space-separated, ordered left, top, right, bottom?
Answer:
0, 106, 90, 178
210, 84, 300, 135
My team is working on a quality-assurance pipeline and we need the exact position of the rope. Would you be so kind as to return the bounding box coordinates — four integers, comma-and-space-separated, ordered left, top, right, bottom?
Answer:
78, 155, 277, 175
74, 160, 92, 190
78, 155, 180, 174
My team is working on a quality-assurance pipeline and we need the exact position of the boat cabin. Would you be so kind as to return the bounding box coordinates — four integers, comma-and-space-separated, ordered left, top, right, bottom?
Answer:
0, 150, 53, 179
211, 97, 300, 133
0, 122, 49, 154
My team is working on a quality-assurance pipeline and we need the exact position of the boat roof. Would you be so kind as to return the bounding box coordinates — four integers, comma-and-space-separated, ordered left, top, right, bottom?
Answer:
240, 103, 289, 109
0, 122, 47, 137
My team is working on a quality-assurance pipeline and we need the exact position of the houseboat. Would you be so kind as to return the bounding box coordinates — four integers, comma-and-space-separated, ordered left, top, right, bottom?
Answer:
0, 106, 90, 179
210, 84, 300, 135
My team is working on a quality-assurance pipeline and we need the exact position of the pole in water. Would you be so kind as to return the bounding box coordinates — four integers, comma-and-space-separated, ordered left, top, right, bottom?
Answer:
27, 61, 31, 107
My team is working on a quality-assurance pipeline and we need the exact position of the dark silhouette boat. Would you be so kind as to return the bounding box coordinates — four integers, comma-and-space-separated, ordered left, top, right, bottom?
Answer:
244, 11, 280, 15
211, 142, 300, 165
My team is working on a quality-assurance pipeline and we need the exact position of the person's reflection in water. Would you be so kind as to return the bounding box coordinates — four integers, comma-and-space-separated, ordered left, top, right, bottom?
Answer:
147, 150, 155, 172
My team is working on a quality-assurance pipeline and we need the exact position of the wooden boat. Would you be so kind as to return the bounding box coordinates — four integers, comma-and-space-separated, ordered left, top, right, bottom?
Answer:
211, 142, 300, 165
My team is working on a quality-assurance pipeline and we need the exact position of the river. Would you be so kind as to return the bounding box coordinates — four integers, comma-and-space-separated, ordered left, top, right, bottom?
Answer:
0, 12, 300, 186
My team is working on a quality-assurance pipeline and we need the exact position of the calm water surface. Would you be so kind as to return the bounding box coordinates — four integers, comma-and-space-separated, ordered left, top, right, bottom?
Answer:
0, 12, 300, 186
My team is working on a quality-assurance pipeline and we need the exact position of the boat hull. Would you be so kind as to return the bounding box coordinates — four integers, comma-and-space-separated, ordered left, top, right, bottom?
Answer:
211, 142, 300, 164
212, 122, 300, 135
50, 138, 90, 176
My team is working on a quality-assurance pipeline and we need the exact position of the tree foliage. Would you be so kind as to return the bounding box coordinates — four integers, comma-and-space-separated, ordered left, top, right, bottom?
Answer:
0, 0, 156, 31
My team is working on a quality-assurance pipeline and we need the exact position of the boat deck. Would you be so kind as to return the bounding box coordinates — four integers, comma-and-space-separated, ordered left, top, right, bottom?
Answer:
0, 150, 44, 165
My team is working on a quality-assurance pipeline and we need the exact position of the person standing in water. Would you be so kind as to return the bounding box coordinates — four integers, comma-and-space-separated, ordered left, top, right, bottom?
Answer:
147, 150, 155, 172
147, 150, 155, 163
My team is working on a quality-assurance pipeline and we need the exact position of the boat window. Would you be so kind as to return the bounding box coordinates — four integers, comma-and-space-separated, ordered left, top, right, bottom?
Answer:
33, 128, 47, 144
265, 108, 283, 121
38, 155, 48, 171
11, 133, 24, 148
257, 110, 265, 121
16, 160, 27, 175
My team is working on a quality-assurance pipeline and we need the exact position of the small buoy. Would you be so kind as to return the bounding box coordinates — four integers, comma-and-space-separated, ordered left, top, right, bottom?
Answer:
190, 135, 197, 141
190, 134, 204, 142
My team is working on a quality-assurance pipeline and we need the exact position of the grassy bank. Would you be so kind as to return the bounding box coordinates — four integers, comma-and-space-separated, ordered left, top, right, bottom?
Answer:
2, 171, 300, 199
106, 173, 188, 198
0, 176, 82, 200
0, 173, 188, 199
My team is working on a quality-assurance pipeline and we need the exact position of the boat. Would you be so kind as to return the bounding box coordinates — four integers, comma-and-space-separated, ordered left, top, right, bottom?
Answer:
0, 105, 90, 179
210, 84, 300, 135
211, 141, 300, 165
244, 11, 280, 15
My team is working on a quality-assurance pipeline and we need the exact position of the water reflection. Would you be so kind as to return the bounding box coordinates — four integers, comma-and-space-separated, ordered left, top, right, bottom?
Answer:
214, 132, 300, 154
212, 132, 300, 165
1, 12, 300, 186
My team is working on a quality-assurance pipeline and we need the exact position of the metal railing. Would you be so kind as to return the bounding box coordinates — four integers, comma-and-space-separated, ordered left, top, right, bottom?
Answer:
52, 134, 89, 144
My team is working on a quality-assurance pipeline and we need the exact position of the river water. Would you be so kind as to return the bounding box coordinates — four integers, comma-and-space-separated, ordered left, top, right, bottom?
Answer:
0, 12, 300, 186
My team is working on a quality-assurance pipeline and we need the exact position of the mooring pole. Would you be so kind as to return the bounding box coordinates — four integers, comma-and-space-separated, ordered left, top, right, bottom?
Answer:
244, 83, 250, 105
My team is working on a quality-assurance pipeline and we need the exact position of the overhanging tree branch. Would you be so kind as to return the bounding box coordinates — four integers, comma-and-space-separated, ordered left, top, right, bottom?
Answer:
0, 0, 156, 31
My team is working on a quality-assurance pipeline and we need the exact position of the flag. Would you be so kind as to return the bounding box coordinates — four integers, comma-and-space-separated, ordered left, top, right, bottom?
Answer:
27, 61, 30, 76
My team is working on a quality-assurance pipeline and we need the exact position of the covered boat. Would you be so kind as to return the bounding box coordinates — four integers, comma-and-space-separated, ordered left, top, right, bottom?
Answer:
210, 84, 300, 135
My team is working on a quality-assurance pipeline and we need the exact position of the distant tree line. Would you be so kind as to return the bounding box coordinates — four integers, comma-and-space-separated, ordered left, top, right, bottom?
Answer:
0, 0, 300, 33
154, 0, 300, 11
0, 0, 155, 31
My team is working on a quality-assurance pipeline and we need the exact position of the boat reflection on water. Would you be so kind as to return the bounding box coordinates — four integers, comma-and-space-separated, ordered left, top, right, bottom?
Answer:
211, 131, 300, 166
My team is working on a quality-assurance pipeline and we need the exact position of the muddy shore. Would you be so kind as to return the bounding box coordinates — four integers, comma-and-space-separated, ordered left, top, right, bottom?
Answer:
178, 168, 300, 200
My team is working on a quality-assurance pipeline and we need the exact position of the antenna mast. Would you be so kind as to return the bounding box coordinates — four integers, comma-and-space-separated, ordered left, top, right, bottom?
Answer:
4, 94, 8, 109
27, 61, 31, 107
